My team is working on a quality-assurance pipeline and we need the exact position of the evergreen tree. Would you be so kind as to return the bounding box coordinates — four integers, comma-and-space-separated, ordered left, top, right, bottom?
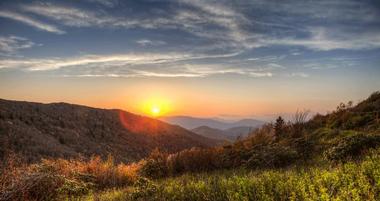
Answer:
275, 116, 285, 139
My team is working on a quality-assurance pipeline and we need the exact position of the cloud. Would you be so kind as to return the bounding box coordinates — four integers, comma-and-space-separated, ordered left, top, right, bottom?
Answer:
14, 0, 380, 52
0, 36, 37, 55
266, 27, 380, 51
136, 39, 166, 46
21, 1, 251, 51
248, 72, 273, 77
289, 72, 309, 78
0, 10, 65, 34
0, 51, 276, 78
0, 51, 241, 71
85, 0, 118, 8
22, 3, 112, 28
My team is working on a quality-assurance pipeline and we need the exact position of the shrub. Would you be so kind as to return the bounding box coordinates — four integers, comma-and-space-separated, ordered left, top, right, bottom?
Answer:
166, 147, 224, 175
325, 134, 380, 161
0, 154, 138, 201
245, 144, 298, 169
128, 177, 158, 201
0, 163, 64, 201
138, 149, 168, 179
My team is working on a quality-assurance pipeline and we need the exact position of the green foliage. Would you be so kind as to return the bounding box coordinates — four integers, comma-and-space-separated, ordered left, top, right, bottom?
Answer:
245, 144, 298, 168
138, 148, 168, 179
58, 177, 92, 198
325, 134, 380, 161
83, 189, 129, 201
128, 177, 159, 201
121, 149, 380, 201
274, 116, 285, 139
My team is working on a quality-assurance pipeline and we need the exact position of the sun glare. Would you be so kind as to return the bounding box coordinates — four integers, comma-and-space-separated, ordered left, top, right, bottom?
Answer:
151, 106, 161, 116
139, 97, 171, 117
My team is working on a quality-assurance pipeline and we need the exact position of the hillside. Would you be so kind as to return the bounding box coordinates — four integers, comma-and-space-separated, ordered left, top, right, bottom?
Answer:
0, 99, 218, 163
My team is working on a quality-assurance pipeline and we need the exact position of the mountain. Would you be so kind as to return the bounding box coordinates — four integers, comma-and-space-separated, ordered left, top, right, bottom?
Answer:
0, 99, 218, 163
191, 126, 231, 141
191, 126, 256, 141
224, 126, 255, 140
160, 116, 264, 130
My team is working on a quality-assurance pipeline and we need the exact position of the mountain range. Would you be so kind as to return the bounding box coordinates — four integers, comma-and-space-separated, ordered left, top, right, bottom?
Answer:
0, 99, 218, 163
160, 116, 265, 141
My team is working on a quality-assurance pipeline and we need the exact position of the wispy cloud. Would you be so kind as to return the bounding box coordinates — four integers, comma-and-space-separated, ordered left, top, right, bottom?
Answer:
266, 27, 380, 51
0, 51, 240, 71
22, 3, 112, 28
0, 35, 37, 55
136, 39, 166, 46
0, 51, 276, 78
85, 0, 119, 8
289, 72, 309, 78
11, 0, 380, 52
0, 10, 65, 34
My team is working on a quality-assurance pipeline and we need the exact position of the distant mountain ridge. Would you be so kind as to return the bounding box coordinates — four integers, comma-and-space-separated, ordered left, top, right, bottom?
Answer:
191, 126, 256, 141
161, 116, 264, 141
160, 116, 265, 130
191, 126, 231, 141
0, 99, 218, 163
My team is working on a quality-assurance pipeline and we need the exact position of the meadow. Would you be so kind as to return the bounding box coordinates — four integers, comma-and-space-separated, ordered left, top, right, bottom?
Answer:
85, 150, 380, 201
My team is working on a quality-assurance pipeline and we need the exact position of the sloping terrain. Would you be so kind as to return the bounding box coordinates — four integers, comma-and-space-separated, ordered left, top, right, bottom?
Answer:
0, 99, 217, 163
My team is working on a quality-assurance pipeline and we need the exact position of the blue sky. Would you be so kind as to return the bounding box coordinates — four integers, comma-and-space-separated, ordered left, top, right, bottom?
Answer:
0, 0, 379, 119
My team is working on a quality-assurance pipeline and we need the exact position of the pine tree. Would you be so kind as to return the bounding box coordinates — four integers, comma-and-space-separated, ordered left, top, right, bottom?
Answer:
275, 116, 285, 139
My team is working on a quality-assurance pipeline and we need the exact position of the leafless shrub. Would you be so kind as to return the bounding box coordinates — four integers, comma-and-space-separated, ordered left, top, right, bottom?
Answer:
294, 109, 310, 125
292, 109, 310, 137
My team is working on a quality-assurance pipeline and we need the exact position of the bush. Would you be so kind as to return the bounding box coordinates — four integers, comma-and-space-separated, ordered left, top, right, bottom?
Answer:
138, 149, 168, 179
245, 144, 298, 169
325, 134, 380, 161
0, 154, 138, 201
166, 147, 224, 175
0, 163, 65, 201
128, 177, 158, 201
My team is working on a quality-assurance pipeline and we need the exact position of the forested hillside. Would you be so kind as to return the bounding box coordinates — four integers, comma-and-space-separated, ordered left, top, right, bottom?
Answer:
0, 99, 217, 163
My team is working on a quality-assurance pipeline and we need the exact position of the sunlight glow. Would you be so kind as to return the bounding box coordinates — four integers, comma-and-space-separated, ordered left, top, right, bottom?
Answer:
139, 97, 171, 117
151, 105, 161, 116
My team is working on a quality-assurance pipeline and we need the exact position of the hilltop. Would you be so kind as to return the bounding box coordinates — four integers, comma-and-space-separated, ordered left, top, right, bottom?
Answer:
0, 99, 218, 163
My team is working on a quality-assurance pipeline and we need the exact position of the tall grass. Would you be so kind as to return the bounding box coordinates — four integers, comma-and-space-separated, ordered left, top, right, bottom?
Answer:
0, 155, 138, 201
124, 149, 380, 201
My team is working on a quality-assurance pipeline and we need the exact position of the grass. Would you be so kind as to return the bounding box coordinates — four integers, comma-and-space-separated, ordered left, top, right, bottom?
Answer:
75, 148, 380, 201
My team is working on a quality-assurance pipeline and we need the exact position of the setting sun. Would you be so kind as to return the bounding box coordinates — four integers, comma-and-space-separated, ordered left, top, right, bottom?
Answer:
151, 106, 161, 116
138, 97, 172, 117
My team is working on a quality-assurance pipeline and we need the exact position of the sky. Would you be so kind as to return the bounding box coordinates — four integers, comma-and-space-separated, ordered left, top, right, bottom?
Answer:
0, 0, 379, 120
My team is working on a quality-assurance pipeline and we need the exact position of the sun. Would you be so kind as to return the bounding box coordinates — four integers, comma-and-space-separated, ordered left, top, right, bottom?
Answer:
140, 97, 171, 117
151, 105, 161, 116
